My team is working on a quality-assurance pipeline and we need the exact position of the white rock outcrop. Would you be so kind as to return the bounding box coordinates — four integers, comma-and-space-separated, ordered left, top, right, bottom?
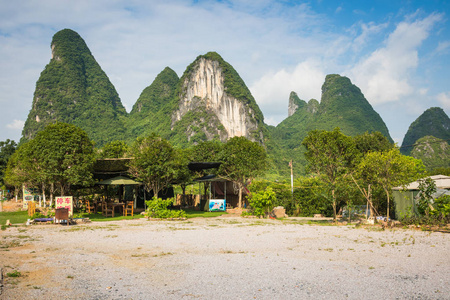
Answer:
172, 57, 260, 142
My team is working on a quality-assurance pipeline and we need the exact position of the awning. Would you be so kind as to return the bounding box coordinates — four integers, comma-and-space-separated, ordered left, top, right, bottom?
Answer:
96, 176, 142, 185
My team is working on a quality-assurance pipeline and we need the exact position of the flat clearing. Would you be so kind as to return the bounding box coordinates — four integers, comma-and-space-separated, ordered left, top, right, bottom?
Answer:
1, 217, 449, 299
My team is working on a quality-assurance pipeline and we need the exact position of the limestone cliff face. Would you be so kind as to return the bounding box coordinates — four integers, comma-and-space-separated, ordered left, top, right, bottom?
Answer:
288, 92, 300, 117
172, 53, 264, 143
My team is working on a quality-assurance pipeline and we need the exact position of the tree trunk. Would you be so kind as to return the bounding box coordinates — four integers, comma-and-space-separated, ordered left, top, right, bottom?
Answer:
41, 183, 46, 208
238, 185, 243, 209
50, 183, 54, 207
384, 186, 390, 223
332, 189, 337, 222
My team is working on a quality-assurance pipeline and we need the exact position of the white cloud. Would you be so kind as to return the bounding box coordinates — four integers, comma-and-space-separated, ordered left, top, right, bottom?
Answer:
351, 21, 388, 53
437, 92, 450, 109
436, 40, 450, 54
250, 59, 326, 124
6, 119, 25, 130
348, 13, 443, 104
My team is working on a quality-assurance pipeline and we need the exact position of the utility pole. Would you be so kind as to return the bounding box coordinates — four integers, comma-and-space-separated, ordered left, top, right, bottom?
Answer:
289, 160, 293, 195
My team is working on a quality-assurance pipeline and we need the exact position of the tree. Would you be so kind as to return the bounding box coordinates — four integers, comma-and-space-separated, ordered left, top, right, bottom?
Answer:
417, 177, 437, 216
353, 131, 393, 155
219, 136, 267, 208
5, 123, 96, 196
99, 140, 130, 158
302, 128, 357, 220
247, 186, 276, 217
172, 148, 193, 204
0, 139, 17, 188
357, 148, 425, 220
128, 134, 176, 197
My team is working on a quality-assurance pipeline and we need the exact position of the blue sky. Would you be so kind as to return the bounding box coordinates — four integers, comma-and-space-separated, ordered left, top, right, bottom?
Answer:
0, 0, 449, 145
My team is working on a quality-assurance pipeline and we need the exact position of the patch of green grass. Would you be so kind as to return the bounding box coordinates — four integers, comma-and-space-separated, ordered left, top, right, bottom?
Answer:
79, 212, 144, 222
7, 270, 21, 277
282, 219, 334, 226
183, 209, 228, 218
0, 211, 29, 225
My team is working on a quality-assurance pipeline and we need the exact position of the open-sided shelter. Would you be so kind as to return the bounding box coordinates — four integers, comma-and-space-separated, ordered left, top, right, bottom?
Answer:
392, 175, 450, 218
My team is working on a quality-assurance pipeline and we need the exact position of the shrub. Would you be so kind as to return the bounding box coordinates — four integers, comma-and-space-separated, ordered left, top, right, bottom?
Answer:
431, 195, 450, 218
247, 187, 276, 218
145, 197, 186, 219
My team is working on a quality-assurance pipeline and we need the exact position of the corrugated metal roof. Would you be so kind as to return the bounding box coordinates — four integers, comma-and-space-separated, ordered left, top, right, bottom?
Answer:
393, 175, 450, 190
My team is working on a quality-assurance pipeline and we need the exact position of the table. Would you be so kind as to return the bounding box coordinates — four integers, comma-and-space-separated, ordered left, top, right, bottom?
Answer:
109, 202, 125, 216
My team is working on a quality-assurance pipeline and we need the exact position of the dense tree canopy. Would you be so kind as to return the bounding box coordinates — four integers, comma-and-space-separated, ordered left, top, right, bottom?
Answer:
5, 123, 96, 195
219, 136, 267, 208
0, 139, 17, 188
99, 140, 130, 158
128, 134, 176, 197
357, 148, 425, 219
302, 128, 357, 220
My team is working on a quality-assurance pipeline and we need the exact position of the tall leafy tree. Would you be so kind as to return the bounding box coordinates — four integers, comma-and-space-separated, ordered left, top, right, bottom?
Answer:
5, 123, 96, 196
128, 134, 176, 197
357, 148, 425, 219
0, 139, 17, 187
172, 148, 193, 201
302, 128, 357, 220
219, 136, 267, 208
99, 140, 130, 158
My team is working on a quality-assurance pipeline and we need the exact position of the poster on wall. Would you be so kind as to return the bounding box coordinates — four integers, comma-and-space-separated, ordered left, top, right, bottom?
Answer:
55, 196, 73, 217
209, 199, 226, 212
22, 185, 35, 209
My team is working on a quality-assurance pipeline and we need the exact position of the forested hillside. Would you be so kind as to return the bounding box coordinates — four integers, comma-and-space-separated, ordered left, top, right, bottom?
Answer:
267, 74, 393, 178
21, 29, 450, 180
401, 107, 450, 155
22, 29, 127, 146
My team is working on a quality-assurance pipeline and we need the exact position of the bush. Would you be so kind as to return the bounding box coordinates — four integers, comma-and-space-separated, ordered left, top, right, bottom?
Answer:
145, 197, 186, 219
247, 187, 276, 218
431, 195, 450, 218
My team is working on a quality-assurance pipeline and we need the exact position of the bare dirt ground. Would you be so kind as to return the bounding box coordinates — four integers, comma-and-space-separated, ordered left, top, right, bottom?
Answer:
1, 216, 449, 300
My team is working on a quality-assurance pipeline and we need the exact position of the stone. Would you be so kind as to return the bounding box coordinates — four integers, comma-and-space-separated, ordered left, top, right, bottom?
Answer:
271, 206, 286, 219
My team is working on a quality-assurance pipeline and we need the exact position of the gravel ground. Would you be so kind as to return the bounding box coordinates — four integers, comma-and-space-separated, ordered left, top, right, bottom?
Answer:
1, 217, 449, 300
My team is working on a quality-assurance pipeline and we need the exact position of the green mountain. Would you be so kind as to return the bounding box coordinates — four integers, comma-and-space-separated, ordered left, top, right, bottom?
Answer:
167, 52, 265, 147
401, 107, 450, 155
267, 74, 393, 178
21, 29, 127, 147
410, 136, 450, 170
127, 67, 179, 140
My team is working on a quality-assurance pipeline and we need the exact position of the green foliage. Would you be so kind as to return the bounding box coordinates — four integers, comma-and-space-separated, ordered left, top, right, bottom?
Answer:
0, 139, 17, 187
22, 29, 127, 147
431, 195, 450, 218
219, 137, 267, 181
128, 67, 179, 140
247, 187, 276, 217
6, 270, 22, 278
99, 140, 130, 158
417, 177, 437, 216
6, 122, 96, 195
357, 147, 425, 218
401, 107, 450, 155
302, 127, 357, 219
145, 197, 186, 219
410, 136, 450, 171
128, 134, 176, 196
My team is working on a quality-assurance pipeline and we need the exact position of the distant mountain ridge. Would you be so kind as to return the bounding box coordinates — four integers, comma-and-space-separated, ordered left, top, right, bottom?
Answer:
401, 107, 450, 155
22, 28, 450, 178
